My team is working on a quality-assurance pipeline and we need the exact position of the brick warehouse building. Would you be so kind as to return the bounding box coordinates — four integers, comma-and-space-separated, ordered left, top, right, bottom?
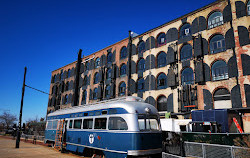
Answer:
47, 0, 250, 132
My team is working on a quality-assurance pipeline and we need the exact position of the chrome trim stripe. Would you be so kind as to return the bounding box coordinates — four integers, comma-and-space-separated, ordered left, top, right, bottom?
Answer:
66, 142, 127, 154
127, 148, 162, 156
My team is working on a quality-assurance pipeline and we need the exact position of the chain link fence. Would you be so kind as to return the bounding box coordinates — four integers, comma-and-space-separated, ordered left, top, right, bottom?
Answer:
184, 141, 250, 158
21, 134, 45, 141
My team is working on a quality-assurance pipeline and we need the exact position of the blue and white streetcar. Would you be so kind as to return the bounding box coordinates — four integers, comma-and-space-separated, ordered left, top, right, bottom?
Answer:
45, 96, 162, 158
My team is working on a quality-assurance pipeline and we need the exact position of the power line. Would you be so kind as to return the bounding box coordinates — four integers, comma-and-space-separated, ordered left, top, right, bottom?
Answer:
25, 85, 50, 95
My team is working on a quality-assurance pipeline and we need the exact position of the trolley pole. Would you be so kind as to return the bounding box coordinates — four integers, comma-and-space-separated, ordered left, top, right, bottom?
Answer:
16, 67, 27, 148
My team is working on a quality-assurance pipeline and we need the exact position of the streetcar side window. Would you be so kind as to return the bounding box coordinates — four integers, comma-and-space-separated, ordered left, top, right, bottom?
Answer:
69, 120, 73, 129
73, 119, 82, 129
94, 118, 107, 129
52, 120, 58, 129
108, 117, 128, 130
47, 121, 53, 129
138, 116, 146, 130
83, 119, 93, 129
138, 115, 160, 131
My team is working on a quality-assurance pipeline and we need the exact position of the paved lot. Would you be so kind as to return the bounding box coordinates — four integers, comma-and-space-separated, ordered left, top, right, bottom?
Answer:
0, 136, 82, 158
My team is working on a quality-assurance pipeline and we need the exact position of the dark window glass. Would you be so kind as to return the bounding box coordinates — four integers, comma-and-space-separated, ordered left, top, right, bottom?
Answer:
157, 52, 167, 68
95, 111, 101, 116
108, 117, 128, 130
73, 119, 82, 129
180, 23, 191, 38
105, 85, 111, 98
106, 68, 111, 80
137, 59, 145, 73
157, 73, 167, 89
83, 76, 87, 86
60, 70, 64, 81
65, 82, 69, 91
120, 47, 127, 59
95, 58, 100, 68
180, 44, 192, 61
85, 62, 89, 71
157, 33, 166, 47
68, 69, 71, 78
83, 119, 93, 129
212, 60, 228, 81
93, 88, 98, 100
64, 95, 68, 104
137, 78, 145, 92
52, 120, 58, 129
210, 35, 226, 54
120, 64, 126, 76
94, 73, 99, 84
94, 118, 107, 129
69, 120, 73, 128
81, 90, 87, 104
107, 53, 113, 63
181, 68, 194, 85
137, 41, 145, 54
157, 96, 168, 111
119, 82, 126, 96
208, 12, 224, 29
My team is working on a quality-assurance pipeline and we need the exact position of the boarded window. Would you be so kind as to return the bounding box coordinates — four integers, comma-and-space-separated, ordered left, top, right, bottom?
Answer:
156, 33, 166, 47
180, 44, 192, 61
157, 51, 167, 68
181, 68, 194, 85
137, 41, 145, 54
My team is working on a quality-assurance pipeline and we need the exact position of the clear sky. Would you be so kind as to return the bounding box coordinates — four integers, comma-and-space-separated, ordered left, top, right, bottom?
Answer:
0, 0, 217, 122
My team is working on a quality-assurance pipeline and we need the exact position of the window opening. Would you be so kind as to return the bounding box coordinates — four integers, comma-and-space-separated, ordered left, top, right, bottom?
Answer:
94, 118, 107, 129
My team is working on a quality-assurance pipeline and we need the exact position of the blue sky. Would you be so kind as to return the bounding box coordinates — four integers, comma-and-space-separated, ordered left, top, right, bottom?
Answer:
0, 0, 216, 122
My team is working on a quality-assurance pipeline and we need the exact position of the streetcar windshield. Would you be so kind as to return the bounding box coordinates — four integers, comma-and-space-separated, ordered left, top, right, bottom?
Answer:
138, 115, 160, 131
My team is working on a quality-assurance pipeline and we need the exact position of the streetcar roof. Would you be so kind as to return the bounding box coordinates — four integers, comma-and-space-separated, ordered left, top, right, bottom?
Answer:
47, 96, 158, 117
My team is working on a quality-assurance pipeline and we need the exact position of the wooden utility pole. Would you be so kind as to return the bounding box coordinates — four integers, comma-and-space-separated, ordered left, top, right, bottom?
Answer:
16, 67, 27, 148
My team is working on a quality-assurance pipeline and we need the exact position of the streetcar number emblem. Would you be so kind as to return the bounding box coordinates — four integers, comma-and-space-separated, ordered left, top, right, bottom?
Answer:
89, 134, 94, 144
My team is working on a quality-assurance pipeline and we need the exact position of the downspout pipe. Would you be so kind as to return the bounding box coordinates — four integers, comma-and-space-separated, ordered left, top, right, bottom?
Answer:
73, 49, 82, 106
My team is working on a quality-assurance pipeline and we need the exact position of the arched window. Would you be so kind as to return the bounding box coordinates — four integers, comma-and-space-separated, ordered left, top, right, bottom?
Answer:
137, 78, 145, 92
81, 90, 87, 105
119, 82, 126, 96
210, 34, 226, 54
180, 44, 192, 61
120, 46, 127, 59
57, 95, 61, 105
105, 85, 111, 98
120, 64, 126, 77
180, 23, 191, 38
157, 51, 167, 68
67, 69, 71, 78
65, 82, 69, 91
64, 95, 68, 104
214, 88, 231, 109
157, 73, 167, 89
137, 41, 145, 54
156, 33, 166, 47
95, 58, 100, 68
181, 68, 194, 85
107, 53, 113, 64
93, 88, 98, 100
60, 70, 64, 81
157, 95, 167, 111
106, 68, 111, 80
212, 60, 228, 81
248, 1, 250, 15
137, 58, 145, 73
85, 62, 89, 71
83, 76, 87, 86
94, 72, 99, 84
208, 11, 224, 29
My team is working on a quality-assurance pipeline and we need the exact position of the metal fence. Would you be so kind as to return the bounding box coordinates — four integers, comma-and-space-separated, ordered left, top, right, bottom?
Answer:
184, 141, 250, 158
21, 134, 45, 141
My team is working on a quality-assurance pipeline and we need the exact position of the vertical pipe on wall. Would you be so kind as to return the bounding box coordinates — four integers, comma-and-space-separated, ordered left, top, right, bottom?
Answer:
73, 49, 82, 106
127, 31, 132, 96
